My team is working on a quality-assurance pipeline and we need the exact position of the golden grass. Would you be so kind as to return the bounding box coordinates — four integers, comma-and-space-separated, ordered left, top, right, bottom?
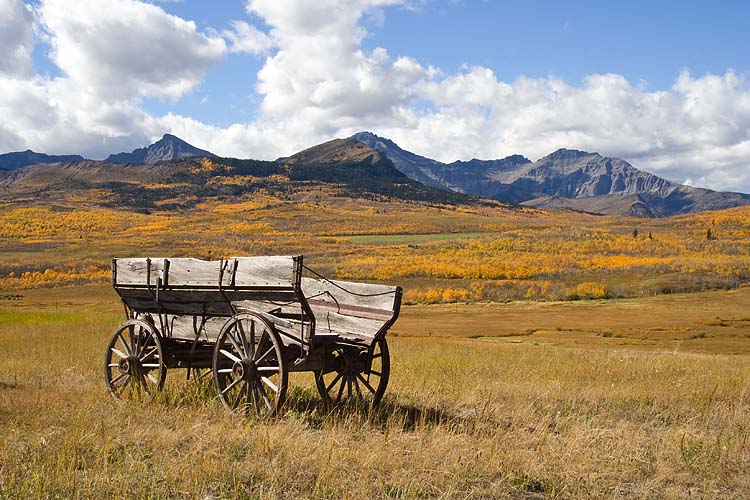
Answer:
1, 286, 748, 498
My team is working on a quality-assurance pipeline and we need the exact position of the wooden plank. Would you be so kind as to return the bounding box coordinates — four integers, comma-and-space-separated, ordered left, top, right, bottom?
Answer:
114, 258, 167, 286
312, 308, 388, 339
167, 315, 226, 341
114, 256, 298, 289
301, 277, 397, 312
230, 256, 297, 288
165, 258, 223, 287
307, 299, 393, 321
121, 297, 235, 316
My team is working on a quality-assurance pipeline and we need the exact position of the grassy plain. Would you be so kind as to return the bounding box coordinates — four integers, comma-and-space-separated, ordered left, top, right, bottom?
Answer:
1, 185, 750, 497
1, 285, 749, 498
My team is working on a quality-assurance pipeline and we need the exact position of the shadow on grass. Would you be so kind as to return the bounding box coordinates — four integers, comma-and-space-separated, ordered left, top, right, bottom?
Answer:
283, 387, 498, 434
147, 378, 499, 434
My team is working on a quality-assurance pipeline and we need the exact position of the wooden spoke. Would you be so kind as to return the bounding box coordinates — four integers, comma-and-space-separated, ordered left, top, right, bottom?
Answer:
116, 333, 131, 355
219, 349, 241, 363
260, 376, 278, 393
257, 382, 273, 410
356, 373, 377, 395
139, 347, 158, 362
110, 348, 127, 359
231, 384, 244, 409
254, 345, 274, 364
110, 373, 129, 387
104, 319, 166, 403
315, 337, 390, 408
221, 377, 242, 396
134, 327, 143, 356
335, 377, 346, 403
326, 373, 343, 393
225, 331, 245, 359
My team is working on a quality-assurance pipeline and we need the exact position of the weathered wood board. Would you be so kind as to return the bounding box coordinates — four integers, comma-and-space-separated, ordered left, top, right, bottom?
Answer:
113, 256, 298, 289
300, 277, 398, 313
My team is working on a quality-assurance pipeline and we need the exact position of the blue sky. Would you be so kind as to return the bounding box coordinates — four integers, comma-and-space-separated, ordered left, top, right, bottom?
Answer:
2, 0, 750, 191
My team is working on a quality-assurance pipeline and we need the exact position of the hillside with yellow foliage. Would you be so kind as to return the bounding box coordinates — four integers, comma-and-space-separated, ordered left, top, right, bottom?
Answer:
1, 175, 748, 303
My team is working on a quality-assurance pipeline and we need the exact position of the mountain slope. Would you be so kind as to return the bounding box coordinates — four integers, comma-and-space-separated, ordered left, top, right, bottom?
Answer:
352, 131, 532, 196
106, 134, 215, 164
353, 132, 750, 216
0, 150, 86, 170
282, 138, 485, 205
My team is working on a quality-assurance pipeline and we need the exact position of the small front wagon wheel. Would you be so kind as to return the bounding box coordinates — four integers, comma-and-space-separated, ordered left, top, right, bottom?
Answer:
104, 319, 166, 402
315, 336, 390, 408
212, 313, 288, 419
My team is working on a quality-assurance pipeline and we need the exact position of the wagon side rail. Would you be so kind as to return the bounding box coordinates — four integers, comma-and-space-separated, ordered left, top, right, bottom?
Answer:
300, 266, 402, 347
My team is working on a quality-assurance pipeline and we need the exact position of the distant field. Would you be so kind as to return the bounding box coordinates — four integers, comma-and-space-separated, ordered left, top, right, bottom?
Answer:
2, 196, 749, 304
338, 231, 488, 245
1, 285, 748, 498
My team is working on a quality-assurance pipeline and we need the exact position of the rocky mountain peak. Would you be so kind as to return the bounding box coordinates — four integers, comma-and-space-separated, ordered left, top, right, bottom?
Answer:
105, 134, 215, 164
541, 148, 599, 162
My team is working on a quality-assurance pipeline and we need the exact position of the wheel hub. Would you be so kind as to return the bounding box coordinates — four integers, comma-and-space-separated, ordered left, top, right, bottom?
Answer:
233, 359, 257, 381
336, 350, 364, 376
119, 355, 140, 374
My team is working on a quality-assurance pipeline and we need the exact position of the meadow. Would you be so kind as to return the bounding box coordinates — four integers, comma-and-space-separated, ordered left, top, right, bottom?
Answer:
1, 191, 750, 498
0, 286, 749, 498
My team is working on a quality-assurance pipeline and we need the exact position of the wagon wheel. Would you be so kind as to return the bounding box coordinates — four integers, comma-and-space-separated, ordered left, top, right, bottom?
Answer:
104, 319, 166, 402
315, 336, 390, 408
212, 313, 288, 418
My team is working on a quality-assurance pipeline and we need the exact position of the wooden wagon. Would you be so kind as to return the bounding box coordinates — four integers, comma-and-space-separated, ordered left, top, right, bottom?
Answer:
105, 255, 402, 417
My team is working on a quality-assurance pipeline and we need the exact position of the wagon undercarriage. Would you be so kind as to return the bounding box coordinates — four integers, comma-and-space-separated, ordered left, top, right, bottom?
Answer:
105, 255, 402, 418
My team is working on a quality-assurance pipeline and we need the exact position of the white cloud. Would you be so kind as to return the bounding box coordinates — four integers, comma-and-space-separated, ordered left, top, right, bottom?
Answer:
223, 20, 273, 55
39, 0, 227, 99
0, 0, 35, 77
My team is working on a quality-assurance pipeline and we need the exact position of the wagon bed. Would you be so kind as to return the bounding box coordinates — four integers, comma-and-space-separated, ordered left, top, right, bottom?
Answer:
106, 255, 402, 416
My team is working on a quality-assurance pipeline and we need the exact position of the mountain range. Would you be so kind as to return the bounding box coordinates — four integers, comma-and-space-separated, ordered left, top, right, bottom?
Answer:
1, 132, 748, 217
353, 132, 750, 217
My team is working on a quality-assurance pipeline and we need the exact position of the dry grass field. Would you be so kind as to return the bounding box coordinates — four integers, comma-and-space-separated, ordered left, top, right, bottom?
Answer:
1, 285, 748, 499
1, 190, 750, 498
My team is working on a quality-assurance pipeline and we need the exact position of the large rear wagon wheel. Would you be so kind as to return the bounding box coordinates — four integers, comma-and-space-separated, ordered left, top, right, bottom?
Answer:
104, 319, 166, 402
315, 336, 390, 408
212, 313, 288, 419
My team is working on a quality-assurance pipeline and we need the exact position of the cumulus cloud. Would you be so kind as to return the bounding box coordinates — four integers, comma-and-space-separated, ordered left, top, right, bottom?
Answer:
39, 0, 227, 99
248, 0, 428, 141
0, 0, 35, 77
223, 20, 273, 55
